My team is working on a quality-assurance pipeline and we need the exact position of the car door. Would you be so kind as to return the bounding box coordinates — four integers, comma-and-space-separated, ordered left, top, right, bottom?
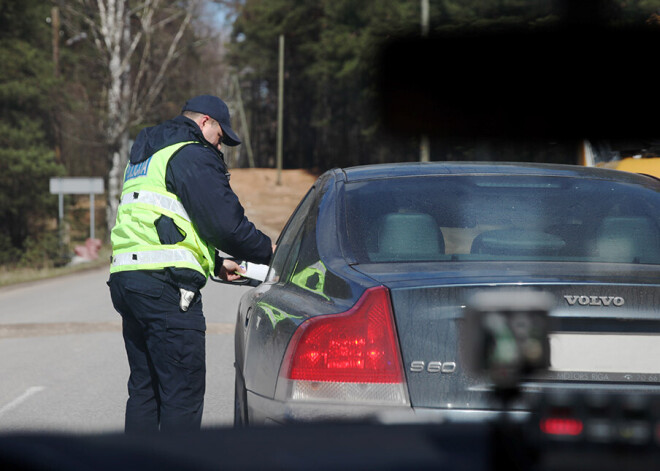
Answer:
239, 184, 321, 398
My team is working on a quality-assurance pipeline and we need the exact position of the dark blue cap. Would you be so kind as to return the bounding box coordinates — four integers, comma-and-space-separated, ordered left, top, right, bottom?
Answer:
181, 95, 241, 146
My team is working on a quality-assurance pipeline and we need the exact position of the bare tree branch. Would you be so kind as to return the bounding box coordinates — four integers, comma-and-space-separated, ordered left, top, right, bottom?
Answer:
58, 1, 105, 57
131, 2, 196, 124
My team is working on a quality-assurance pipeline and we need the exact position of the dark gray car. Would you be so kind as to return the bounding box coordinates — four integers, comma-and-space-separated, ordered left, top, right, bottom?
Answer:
232, 162, 660, 426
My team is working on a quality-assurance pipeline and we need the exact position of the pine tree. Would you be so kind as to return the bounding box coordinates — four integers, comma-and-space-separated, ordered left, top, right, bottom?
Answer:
0, 0, 65, 265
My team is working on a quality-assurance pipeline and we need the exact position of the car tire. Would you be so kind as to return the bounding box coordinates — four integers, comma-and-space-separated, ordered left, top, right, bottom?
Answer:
234, 368, 249, 427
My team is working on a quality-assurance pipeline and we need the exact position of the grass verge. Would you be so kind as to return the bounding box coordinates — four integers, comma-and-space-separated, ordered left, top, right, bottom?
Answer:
0, 246, 111, 288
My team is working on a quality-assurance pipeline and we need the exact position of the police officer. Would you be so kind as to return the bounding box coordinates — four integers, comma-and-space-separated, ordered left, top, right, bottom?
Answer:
108, 95, 273, 433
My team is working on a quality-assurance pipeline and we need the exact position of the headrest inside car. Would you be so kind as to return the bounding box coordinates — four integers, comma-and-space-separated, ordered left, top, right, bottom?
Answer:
596, 217, 660, 263
372, 212, 444, 261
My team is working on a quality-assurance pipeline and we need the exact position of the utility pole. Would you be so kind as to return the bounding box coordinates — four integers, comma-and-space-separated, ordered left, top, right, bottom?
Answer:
276, 34, 284, 185
233, 75, 255, 168
421, 0, 430, 36
420, 0, 430, 162
51, 6, 60, 77
51, 6, 62, 166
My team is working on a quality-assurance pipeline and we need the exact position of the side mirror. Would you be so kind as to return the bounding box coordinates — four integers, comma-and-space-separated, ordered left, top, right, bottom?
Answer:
210, 262, 270, 287
209, 274, 262, 287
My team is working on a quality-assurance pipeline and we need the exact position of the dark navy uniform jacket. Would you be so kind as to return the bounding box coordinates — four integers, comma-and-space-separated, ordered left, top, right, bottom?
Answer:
111, 115, 272, 291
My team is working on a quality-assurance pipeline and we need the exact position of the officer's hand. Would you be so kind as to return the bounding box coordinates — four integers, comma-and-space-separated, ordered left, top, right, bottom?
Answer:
220, 259, 245, 281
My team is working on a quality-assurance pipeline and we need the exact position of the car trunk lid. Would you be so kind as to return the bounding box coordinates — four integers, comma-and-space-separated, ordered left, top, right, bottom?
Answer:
353, 263, 660, 411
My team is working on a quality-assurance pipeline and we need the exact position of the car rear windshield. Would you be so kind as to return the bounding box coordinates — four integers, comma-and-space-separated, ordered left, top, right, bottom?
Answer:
344, 175, 660, 265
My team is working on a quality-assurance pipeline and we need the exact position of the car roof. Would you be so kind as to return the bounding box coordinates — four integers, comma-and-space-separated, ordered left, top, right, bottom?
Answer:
336, 161, 659, 186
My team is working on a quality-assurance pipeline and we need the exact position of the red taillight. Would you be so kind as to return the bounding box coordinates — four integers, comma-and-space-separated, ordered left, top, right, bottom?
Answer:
540, 417, 584, 436
284, 286, 404, 383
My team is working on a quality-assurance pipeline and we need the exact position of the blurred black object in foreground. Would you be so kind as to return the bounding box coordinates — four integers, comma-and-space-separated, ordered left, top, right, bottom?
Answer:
3, 409, 660, 471
377, 25, 659, 140
0, 423, 489, 471
463, 291, 553, 399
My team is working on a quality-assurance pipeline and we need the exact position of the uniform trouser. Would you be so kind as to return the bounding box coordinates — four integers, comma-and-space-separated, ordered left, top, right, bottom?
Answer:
108, 272, 206, 433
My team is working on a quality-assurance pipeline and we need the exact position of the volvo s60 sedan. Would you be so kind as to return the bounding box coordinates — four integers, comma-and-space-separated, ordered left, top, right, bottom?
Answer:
232, 162, 660, 426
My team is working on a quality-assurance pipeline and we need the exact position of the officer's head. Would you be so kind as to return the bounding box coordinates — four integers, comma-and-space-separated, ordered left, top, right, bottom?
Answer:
182, 95, 241, 150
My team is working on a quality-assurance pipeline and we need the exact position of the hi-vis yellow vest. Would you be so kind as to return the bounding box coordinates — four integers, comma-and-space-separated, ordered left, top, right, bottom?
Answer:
110, 141, 215, 277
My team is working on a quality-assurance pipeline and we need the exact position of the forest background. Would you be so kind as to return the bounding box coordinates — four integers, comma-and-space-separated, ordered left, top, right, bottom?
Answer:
1, 0, 658, 270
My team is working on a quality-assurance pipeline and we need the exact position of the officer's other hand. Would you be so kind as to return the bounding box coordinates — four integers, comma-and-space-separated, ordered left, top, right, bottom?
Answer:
220, 259, 245, 281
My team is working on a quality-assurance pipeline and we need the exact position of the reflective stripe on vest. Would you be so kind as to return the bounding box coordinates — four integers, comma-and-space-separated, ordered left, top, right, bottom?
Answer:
119, 190, 191, 222
112, 249, 203, 271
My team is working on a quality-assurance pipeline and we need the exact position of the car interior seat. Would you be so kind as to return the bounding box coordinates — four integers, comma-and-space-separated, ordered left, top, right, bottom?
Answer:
370, 212, 444, 261
596, 216, 660, 263
545, 223, 596, 257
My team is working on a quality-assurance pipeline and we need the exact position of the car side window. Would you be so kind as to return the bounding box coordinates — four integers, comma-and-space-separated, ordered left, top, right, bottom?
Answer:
285, 201, 323, 295
266, 187, 316, 283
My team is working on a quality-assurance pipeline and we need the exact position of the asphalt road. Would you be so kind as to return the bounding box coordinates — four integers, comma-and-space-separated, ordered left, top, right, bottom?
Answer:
0, 265, 251, 434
